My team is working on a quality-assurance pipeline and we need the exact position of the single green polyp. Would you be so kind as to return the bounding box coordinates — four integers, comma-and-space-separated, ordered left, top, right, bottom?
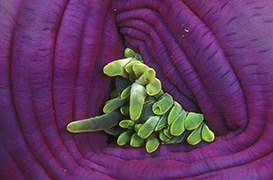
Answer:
146, 134, 160, 153
135, 68, 156, 85
119, 120, 135, 129
103, 58, 132, 78
137, 116, 160, 139
146, 78, 162, 96
120, 85, 131, 99
152, 93, 173, 115
67, 47, 215, 153
67, 111, 123, 133
133, 63, 149, 78
117, 129, 134, 146
168, 101, 182, 125
103, 96, 128, 114
125, 60, 142, 76
130, 83, 146, 120
124, 48, 136, 58
185, 112, 204, 130
130, 133, 145, 147
170, 111, 186, 136
201, 122, 215, 142
187, 123, 203, 145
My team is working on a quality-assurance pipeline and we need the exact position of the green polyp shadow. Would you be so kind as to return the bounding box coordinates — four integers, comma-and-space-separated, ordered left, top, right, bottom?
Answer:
152, 93, 173, 115
130, 83, 147, 121
110, 89, 118, 99
104, 126, 124, 136
134, 124, 143, 132
163, 132, 188, 144
154, 89, 164, 99
163, 126, 173, 138
120, 106, 129, 116
134, 53, 143, 62
141, 101, 155, 122
159, 130, 169, 142
155, 112, 168, 131
115, 77, 132, 95
66, 112, 123, 133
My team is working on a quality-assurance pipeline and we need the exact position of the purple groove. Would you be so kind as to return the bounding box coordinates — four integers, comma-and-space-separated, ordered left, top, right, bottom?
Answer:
1, 0, 273, 179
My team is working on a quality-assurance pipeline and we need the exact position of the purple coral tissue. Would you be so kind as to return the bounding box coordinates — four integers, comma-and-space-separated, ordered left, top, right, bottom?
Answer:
0, 0, 273, 179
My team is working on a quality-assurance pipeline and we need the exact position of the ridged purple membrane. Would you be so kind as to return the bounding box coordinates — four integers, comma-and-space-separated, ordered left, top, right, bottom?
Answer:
0, 0, 273, 179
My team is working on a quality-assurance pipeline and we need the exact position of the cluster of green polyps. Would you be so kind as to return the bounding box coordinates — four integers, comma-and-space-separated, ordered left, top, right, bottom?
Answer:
67, 48, 215, 153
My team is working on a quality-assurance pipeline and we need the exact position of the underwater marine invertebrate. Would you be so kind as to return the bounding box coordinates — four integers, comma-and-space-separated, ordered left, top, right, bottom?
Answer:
67, 48, 215, 153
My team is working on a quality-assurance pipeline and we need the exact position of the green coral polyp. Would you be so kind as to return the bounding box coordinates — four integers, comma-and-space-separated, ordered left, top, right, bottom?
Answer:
66, 48, 215, 153
103, 57, 132, 78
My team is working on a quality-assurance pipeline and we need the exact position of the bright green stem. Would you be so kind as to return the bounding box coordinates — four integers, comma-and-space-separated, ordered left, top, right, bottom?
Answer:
67, 112, 124, 133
